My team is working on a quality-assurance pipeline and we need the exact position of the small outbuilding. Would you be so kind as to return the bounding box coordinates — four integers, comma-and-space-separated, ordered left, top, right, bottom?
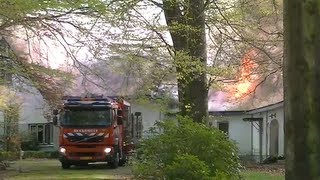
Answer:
209, 101, 284, 163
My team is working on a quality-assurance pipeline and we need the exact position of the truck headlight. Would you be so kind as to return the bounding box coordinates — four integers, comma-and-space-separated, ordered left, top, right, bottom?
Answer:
104, 147, 112, 154
59, 147, 66, 154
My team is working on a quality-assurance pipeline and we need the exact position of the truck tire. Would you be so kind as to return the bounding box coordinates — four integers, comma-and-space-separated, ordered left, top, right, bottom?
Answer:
119, 153, 127, 166
109, 151, 119, 169
61, 162, 71, 169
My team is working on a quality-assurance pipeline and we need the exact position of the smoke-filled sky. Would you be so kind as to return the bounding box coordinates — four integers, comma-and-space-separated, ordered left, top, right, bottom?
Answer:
4, 2, 283, 111
6, 28, 282, 111
208, 49, 283, 111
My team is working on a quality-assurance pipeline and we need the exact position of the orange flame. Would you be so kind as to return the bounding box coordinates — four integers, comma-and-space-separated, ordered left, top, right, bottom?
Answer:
234, 50, 258, 98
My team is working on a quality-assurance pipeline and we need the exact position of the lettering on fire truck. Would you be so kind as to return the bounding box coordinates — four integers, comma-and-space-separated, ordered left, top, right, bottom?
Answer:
73, 129, 98, 133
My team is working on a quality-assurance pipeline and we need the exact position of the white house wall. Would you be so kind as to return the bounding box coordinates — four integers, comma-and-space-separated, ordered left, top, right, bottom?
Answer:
130, 103, 165, 136
210, 115, 252, 155
19, 92, 48, 125
229, 115, 252, 155
277, 107, 284, 156
250, 112, 265, 159
251, 119, 260, 157
249, 105, 284, 160
0, 92, 49, 137
263, 106, 284, 157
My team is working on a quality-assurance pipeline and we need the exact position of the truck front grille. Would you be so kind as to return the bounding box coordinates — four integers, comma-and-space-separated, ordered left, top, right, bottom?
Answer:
66, 135, 104, 143
69, 152, 103, 157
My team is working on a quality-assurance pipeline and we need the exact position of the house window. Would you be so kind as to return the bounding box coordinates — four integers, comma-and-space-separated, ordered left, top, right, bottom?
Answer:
28, 123, 53, 145
218, 122, 229, 135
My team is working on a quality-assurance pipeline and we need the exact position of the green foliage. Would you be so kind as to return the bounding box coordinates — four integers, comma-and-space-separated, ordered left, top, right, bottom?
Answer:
0, 0, 107, 25
132, 116, 242, 179
175, 51, 207, 82
1, 102, 21, 152
23, 151, 59, 159
0, 151, 18, 161
23, 151, 47, 159
48, 151, 59, 159
0, 150, 59, 160
164, 154, 211, 180
20, 132, 40, 151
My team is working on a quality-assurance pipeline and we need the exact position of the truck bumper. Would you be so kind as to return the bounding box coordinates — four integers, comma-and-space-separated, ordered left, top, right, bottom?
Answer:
58, 146, 114, 164
59, 154, 113, 164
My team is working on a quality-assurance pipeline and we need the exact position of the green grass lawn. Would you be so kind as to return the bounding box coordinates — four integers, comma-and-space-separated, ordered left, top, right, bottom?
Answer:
1, 159, 133, 180
0, 159, 284, 180
242, 171, 284, 180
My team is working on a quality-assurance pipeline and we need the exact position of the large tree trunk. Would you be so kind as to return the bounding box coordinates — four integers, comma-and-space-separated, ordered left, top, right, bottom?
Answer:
284, 0, 320, 179
163, 0, 208, 123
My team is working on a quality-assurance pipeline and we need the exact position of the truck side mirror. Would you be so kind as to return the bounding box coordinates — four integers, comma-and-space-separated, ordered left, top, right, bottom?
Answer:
53, 109, 59, 115
135, 112, 142, 116
53, 116, 58, 126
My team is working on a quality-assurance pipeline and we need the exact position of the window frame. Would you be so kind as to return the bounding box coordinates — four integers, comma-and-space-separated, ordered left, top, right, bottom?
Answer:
217, 121, 229, 135
28, 123, 53, 145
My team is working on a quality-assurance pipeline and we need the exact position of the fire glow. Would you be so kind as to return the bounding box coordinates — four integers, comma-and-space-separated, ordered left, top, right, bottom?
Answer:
234, 50, 258, 98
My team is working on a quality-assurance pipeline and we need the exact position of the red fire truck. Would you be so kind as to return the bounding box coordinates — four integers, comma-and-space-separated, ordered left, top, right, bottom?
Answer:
53, 95, 141, 169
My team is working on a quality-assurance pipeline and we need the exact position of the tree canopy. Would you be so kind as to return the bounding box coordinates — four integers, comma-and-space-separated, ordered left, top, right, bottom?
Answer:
0, 0, 285, 117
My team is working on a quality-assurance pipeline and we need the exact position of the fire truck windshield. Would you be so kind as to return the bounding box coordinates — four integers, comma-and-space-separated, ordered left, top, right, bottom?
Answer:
60, 108, 112, 127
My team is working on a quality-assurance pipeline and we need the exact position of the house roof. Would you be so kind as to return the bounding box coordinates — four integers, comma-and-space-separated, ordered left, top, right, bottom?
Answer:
209, 110, 246, 116
209, 100, 284, 115
246, 101, 283, 114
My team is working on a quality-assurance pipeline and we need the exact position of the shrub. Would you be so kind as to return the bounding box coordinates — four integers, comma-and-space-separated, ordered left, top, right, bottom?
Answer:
164, 154, 211, 180
49, 151, 59, 158
132, 116, 242, 179
22, 151, 59, 159
262, 156, 278, 164
277, 155, 285, 160
23, 151, 48, 159
0, 151, 18, 161
20, 132, 40, 151
0, 150, 59, 161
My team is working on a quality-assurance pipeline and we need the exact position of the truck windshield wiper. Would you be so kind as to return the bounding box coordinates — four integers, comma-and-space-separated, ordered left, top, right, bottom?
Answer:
74, 135, 100, 143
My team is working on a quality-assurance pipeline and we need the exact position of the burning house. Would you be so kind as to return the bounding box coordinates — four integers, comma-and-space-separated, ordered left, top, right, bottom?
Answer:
208, 49, 283, 163
209, 101, 284, 163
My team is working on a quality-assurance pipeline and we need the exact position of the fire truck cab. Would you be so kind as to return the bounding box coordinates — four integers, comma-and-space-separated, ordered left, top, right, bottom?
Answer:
53, 95, 139, 169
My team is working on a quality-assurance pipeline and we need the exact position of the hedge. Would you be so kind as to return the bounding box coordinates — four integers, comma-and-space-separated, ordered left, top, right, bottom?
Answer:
23, 151, 59, 159
0, 151, 18, 161
0, 151, 59, 160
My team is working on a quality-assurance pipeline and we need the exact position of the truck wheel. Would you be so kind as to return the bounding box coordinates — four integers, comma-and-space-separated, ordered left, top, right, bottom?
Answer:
61, 162, 71, 169
109, 151, 119, 169
119, 153, 127, 166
